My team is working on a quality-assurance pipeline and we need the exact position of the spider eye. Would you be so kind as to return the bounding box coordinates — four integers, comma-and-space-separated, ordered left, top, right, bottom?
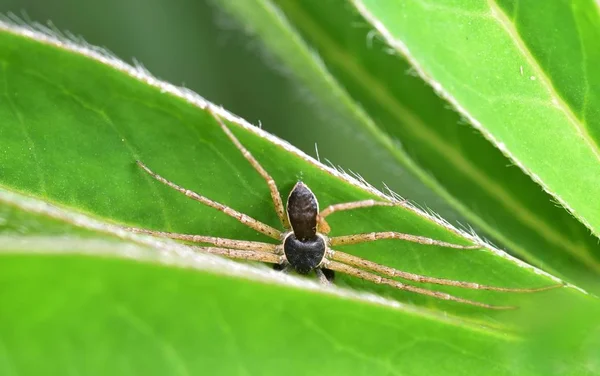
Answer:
286, 182, 318, 241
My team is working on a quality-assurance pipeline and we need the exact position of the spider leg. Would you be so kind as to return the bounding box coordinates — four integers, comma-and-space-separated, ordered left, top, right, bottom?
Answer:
321, 268, 335, 282
273, 263, 291, 273
323, 260, 517, 310
329, 231, 479, 249
208, 109, 290, 229
193, 246, 284, 264
137, 161, 281, 239
317, 200, 395, 233
319, 199, 477, 249
320, 200, 396, 218
123, 226, 280, 253
328, 249, 562, 292
315, 268, 332, 285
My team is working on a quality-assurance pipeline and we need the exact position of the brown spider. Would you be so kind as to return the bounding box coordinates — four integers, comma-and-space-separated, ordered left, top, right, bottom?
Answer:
125, 109, 559, 310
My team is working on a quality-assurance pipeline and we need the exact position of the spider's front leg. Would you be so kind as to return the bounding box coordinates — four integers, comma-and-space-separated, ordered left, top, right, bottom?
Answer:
315, 268, 335, 285
321, 258, 517, 310
273, 263, 291, 274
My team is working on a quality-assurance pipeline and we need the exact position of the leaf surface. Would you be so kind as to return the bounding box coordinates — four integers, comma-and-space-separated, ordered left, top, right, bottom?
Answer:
213, 0, 600, 292
0, 21, 597, 376
352, 0, 600, 245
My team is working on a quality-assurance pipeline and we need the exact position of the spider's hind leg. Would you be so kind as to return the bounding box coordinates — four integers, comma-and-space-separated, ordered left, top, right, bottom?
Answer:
135, 161, 282, 239
208, 108, 290, 230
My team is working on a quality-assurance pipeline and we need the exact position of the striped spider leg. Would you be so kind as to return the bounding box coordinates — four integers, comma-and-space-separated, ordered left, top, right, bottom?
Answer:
125, 108, 561, 310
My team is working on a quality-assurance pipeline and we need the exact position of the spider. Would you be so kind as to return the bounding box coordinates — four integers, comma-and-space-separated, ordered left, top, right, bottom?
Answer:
126, 109, 559, 310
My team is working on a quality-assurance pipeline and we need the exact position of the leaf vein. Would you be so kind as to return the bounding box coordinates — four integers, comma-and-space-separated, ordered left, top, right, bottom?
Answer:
489, 0, 600, 164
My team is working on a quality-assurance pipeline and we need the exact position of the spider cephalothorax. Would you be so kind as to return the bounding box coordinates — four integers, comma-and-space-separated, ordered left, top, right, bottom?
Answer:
126, 108, 560, 310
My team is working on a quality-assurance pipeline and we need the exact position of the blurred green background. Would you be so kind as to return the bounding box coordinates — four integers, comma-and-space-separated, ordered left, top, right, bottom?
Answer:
0, 0, 319, 146
0, 0, 459, 220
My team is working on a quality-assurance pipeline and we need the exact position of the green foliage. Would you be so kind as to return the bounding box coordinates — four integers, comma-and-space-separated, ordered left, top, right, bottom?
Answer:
1, 0, 600, 374
354, 0, 600, 277
217, 0, 600, 293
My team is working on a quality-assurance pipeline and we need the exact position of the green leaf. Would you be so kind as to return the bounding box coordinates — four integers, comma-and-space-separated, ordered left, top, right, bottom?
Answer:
213, 0, 600, 293
351, 0, 600, 243
0, 19, 597, 376
211, 0, 466, 223
1, 204, 599, 376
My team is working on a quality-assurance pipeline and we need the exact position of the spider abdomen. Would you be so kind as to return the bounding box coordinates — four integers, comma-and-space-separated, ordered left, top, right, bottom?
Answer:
286, 182, 318, 240
283, 233, 326, 274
